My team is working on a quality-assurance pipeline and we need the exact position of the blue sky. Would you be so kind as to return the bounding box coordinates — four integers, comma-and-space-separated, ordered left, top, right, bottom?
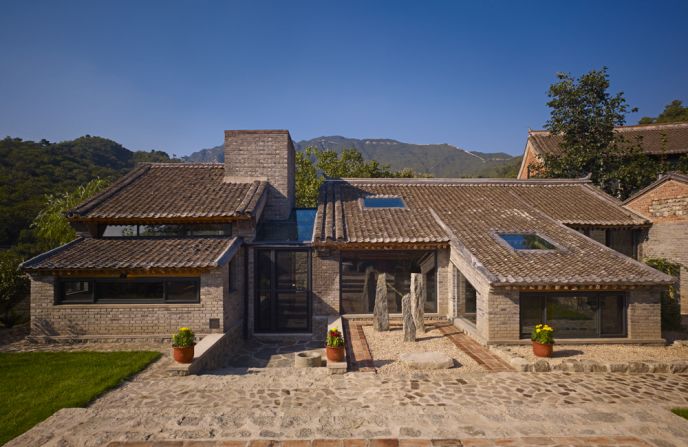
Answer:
1, 1, 687, 156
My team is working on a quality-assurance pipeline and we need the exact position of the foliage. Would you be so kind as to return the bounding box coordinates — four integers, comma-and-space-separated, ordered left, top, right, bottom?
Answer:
31, 178, 109, 250
530, 324, 554, 345
172, 327, 195, 348
645, 258, 683, 331
296, 147, 420, 207
0, 251, 30, 324
532, 68, 686, 199
639, 100, 688, 124
672, 408, 688, 420
0, 351, 160, 445
326, 327, 344, 348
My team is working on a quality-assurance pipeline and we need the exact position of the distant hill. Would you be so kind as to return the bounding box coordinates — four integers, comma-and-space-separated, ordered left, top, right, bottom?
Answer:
0, 136, 176, 249
185, 136, 521, 178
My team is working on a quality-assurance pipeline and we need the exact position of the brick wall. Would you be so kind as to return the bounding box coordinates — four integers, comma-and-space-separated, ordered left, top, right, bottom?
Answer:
627, 287, 663, 340
626, 179, 688, 222
485, 288, 520, 342
29, 264, 242, 338
312, 250, 340, 340
224, 130, 295, 220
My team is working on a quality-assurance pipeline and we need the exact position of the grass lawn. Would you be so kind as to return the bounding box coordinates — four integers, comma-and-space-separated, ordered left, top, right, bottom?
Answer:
672, 408, 688, 420
0, 351, 161, 445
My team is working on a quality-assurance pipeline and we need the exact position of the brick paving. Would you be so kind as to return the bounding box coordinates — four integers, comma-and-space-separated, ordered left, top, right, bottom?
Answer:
344, 319, 375, 372
106, 435, 654, 446
437, 325, 512, 372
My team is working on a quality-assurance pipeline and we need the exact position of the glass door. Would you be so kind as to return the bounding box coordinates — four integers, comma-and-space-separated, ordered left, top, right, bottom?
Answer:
255, 248, 311, 333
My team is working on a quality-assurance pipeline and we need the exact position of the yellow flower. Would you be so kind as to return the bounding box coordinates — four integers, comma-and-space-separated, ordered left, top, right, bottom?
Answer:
180, 327, 190, 332
536, 328, 541, 333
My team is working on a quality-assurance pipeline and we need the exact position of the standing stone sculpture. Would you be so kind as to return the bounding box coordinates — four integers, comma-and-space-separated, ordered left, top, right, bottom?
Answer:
401, 293, 416, 342
411, 273, 426, 334
373, 273, 389, 331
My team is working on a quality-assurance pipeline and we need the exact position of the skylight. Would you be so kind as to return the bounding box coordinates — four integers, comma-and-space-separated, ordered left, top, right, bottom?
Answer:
498, 233, 556, 250
363, 196, 405, 209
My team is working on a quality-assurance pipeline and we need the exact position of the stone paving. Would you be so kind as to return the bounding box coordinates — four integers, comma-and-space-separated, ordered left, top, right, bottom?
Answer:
9, 364, 688, 447
227, 338, 325, 368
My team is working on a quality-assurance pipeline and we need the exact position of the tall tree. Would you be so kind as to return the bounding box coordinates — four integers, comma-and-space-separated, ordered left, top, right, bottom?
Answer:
295, 147, 419, 207
532, 68, 660, 198
639, 99, 688, 124
31, 178, 109, 250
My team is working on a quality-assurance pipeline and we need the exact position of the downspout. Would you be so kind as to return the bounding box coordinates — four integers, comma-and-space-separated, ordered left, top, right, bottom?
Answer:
242, 247, 249, 339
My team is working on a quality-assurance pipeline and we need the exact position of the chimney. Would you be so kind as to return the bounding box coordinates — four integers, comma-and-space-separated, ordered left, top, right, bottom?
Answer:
224, 130, 295, 220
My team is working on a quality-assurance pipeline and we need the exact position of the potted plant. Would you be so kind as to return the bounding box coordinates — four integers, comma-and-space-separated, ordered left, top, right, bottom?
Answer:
326, 327, 345, 362
531, 324, 554, 357
172, 327, 196, 363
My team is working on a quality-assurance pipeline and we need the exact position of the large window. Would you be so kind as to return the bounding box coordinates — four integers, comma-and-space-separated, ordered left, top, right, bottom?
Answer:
101, 224, 231, 238
340, 251, 437, 314
454, 267, 477, 323
574, 227, 638, 259
520, 292, 626, 338
56, 278, 200, 304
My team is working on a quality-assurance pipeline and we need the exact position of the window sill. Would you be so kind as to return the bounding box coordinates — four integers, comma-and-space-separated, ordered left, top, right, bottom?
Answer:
53, 302, 201, 309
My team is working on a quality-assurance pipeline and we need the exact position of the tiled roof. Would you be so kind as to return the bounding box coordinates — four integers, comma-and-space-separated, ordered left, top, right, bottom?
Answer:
529, 122, 688, 156
67, 163, 267, 221
22, 237, 241, 272
314, 178, 670, 287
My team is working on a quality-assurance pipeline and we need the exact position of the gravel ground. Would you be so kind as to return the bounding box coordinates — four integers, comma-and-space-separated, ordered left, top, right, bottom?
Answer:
499, 343, 688, 365
362, 324, 484, 374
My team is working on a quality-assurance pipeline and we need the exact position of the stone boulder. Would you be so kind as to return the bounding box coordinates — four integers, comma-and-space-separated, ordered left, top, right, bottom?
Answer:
399, 352, 453, 370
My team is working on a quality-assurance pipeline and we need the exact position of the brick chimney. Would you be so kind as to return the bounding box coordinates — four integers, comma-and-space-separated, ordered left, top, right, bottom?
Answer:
224, 130, 295, 220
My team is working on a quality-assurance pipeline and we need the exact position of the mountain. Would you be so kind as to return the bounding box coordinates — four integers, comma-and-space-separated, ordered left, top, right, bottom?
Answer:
184, 136, 521, 178
0, 136, 176, 250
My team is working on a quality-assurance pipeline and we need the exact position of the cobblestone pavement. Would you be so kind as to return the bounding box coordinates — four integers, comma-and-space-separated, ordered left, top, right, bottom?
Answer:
227, 339, 325, 368
9, 363, 688, 447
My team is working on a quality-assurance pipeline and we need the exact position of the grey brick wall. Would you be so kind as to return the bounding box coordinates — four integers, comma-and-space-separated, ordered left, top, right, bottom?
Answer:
224, 130, 295, 221
627, 286, 663, 340
29, 263, 242, 338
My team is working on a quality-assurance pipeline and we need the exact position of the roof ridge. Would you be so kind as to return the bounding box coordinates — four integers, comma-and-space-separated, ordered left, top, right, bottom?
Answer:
146, 163, 224, 168
529, 121, 688, 136
334, 177, 591, 185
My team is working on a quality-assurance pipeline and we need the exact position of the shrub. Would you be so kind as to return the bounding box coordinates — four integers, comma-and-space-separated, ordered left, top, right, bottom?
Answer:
172, 327, 195, 348
326, 327, 344, 348
531, 324, 554, 345
0, 252, 29, 327
645, 258, 683, 331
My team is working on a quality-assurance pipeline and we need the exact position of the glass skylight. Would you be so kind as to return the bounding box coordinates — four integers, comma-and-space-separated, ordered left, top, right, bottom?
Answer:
499, 233, 556, 250
363, 196, 405, 208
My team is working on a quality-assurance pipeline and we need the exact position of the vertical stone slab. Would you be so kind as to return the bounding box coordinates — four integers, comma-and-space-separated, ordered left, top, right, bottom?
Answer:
411, 273, 426, 334
402, 293, 416, 342
373, 273, 389, 332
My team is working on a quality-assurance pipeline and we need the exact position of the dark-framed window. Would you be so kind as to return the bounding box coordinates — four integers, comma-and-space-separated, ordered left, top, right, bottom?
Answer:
339, 250, 438, 314
55, 278, 200, 304
100, 224, 232, 238
574, 227, 639, 259
520, 291, 627, 338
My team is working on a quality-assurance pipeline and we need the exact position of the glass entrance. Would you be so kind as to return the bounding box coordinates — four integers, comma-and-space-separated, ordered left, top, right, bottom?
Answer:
255, 248, 311, 333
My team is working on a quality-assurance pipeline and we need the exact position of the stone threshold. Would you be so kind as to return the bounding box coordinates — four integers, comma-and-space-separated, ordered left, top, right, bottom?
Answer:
106, 435, 653, 446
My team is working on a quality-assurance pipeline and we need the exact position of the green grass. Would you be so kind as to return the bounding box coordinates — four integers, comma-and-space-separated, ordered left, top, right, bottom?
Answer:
672, 408, 688, 420
0, 351, 161, 445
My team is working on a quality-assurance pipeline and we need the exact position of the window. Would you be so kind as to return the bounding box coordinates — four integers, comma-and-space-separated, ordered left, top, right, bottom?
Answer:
101, 224, 231, 238
56, 278, 200, 304
340, 251, 437, 314
363, 196, 405, 209
454, 267, 477, 323
519, 292, 627, 338
573, 227, 638, 259
498, 233, 556, 250
256, 209, 316, 242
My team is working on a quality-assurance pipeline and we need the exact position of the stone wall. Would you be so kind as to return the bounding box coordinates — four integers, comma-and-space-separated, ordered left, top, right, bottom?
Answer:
224, 130, 295, 220
626, 179, 688, 222
29, 263, 241, 338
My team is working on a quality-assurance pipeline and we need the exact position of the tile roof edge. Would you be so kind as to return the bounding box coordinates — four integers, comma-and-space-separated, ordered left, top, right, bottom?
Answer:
623, 172, 688, 204
529, 122, 688, 135
579, 184, 650, 224
428, 208, 500, 284
67, 164, 152, 218
331, 177, 592, 185
21, 237, 85, 270
213, 237, 243, 267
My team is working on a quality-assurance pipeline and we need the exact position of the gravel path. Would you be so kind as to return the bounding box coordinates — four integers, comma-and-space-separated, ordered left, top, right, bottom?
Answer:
362, 324, 484, 374
500, 343, 688, 365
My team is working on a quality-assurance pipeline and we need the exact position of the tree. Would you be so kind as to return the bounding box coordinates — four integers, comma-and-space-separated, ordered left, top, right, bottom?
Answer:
639, 100, 688, 125
295, 147, 419, 207
0, 251, 29, 327
531, 67, 662, 198
31, 178, 109, 249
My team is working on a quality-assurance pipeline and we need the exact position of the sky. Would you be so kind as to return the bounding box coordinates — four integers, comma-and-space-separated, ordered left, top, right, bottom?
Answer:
1, 1, 687, 157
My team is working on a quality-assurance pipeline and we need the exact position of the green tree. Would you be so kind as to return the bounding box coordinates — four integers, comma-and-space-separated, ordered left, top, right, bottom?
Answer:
639, 99, 688, 124
31, 178, 109, 249
0, 251, 30, 327
531, 67, 663, 198
295, 147, 419, 207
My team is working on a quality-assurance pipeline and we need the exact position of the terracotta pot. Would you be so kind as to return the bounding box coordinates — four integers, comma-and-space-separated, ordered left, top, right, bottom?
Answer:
173, 345, 195, 364
532, 340, 554, 358
326, 346, 345, 362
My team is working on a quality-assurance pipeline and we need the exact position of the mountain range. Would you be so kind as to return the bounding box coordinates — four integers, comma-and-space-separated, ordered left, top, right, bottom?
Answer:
185, 136, 522, 178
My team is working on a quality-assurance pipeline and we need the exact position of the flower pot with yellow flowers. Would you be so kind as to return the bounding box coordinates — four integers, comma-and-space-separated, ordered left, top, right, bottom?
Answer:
531, 324, 554, 357
172, 327, 196, 364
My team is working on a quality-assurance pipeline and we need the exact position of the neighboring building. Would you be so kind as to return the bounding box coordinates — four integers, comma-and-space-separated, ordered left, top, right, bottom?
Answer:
517, 122, 688, 180
22, 129, 674, 347
625, 172, 688, 315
